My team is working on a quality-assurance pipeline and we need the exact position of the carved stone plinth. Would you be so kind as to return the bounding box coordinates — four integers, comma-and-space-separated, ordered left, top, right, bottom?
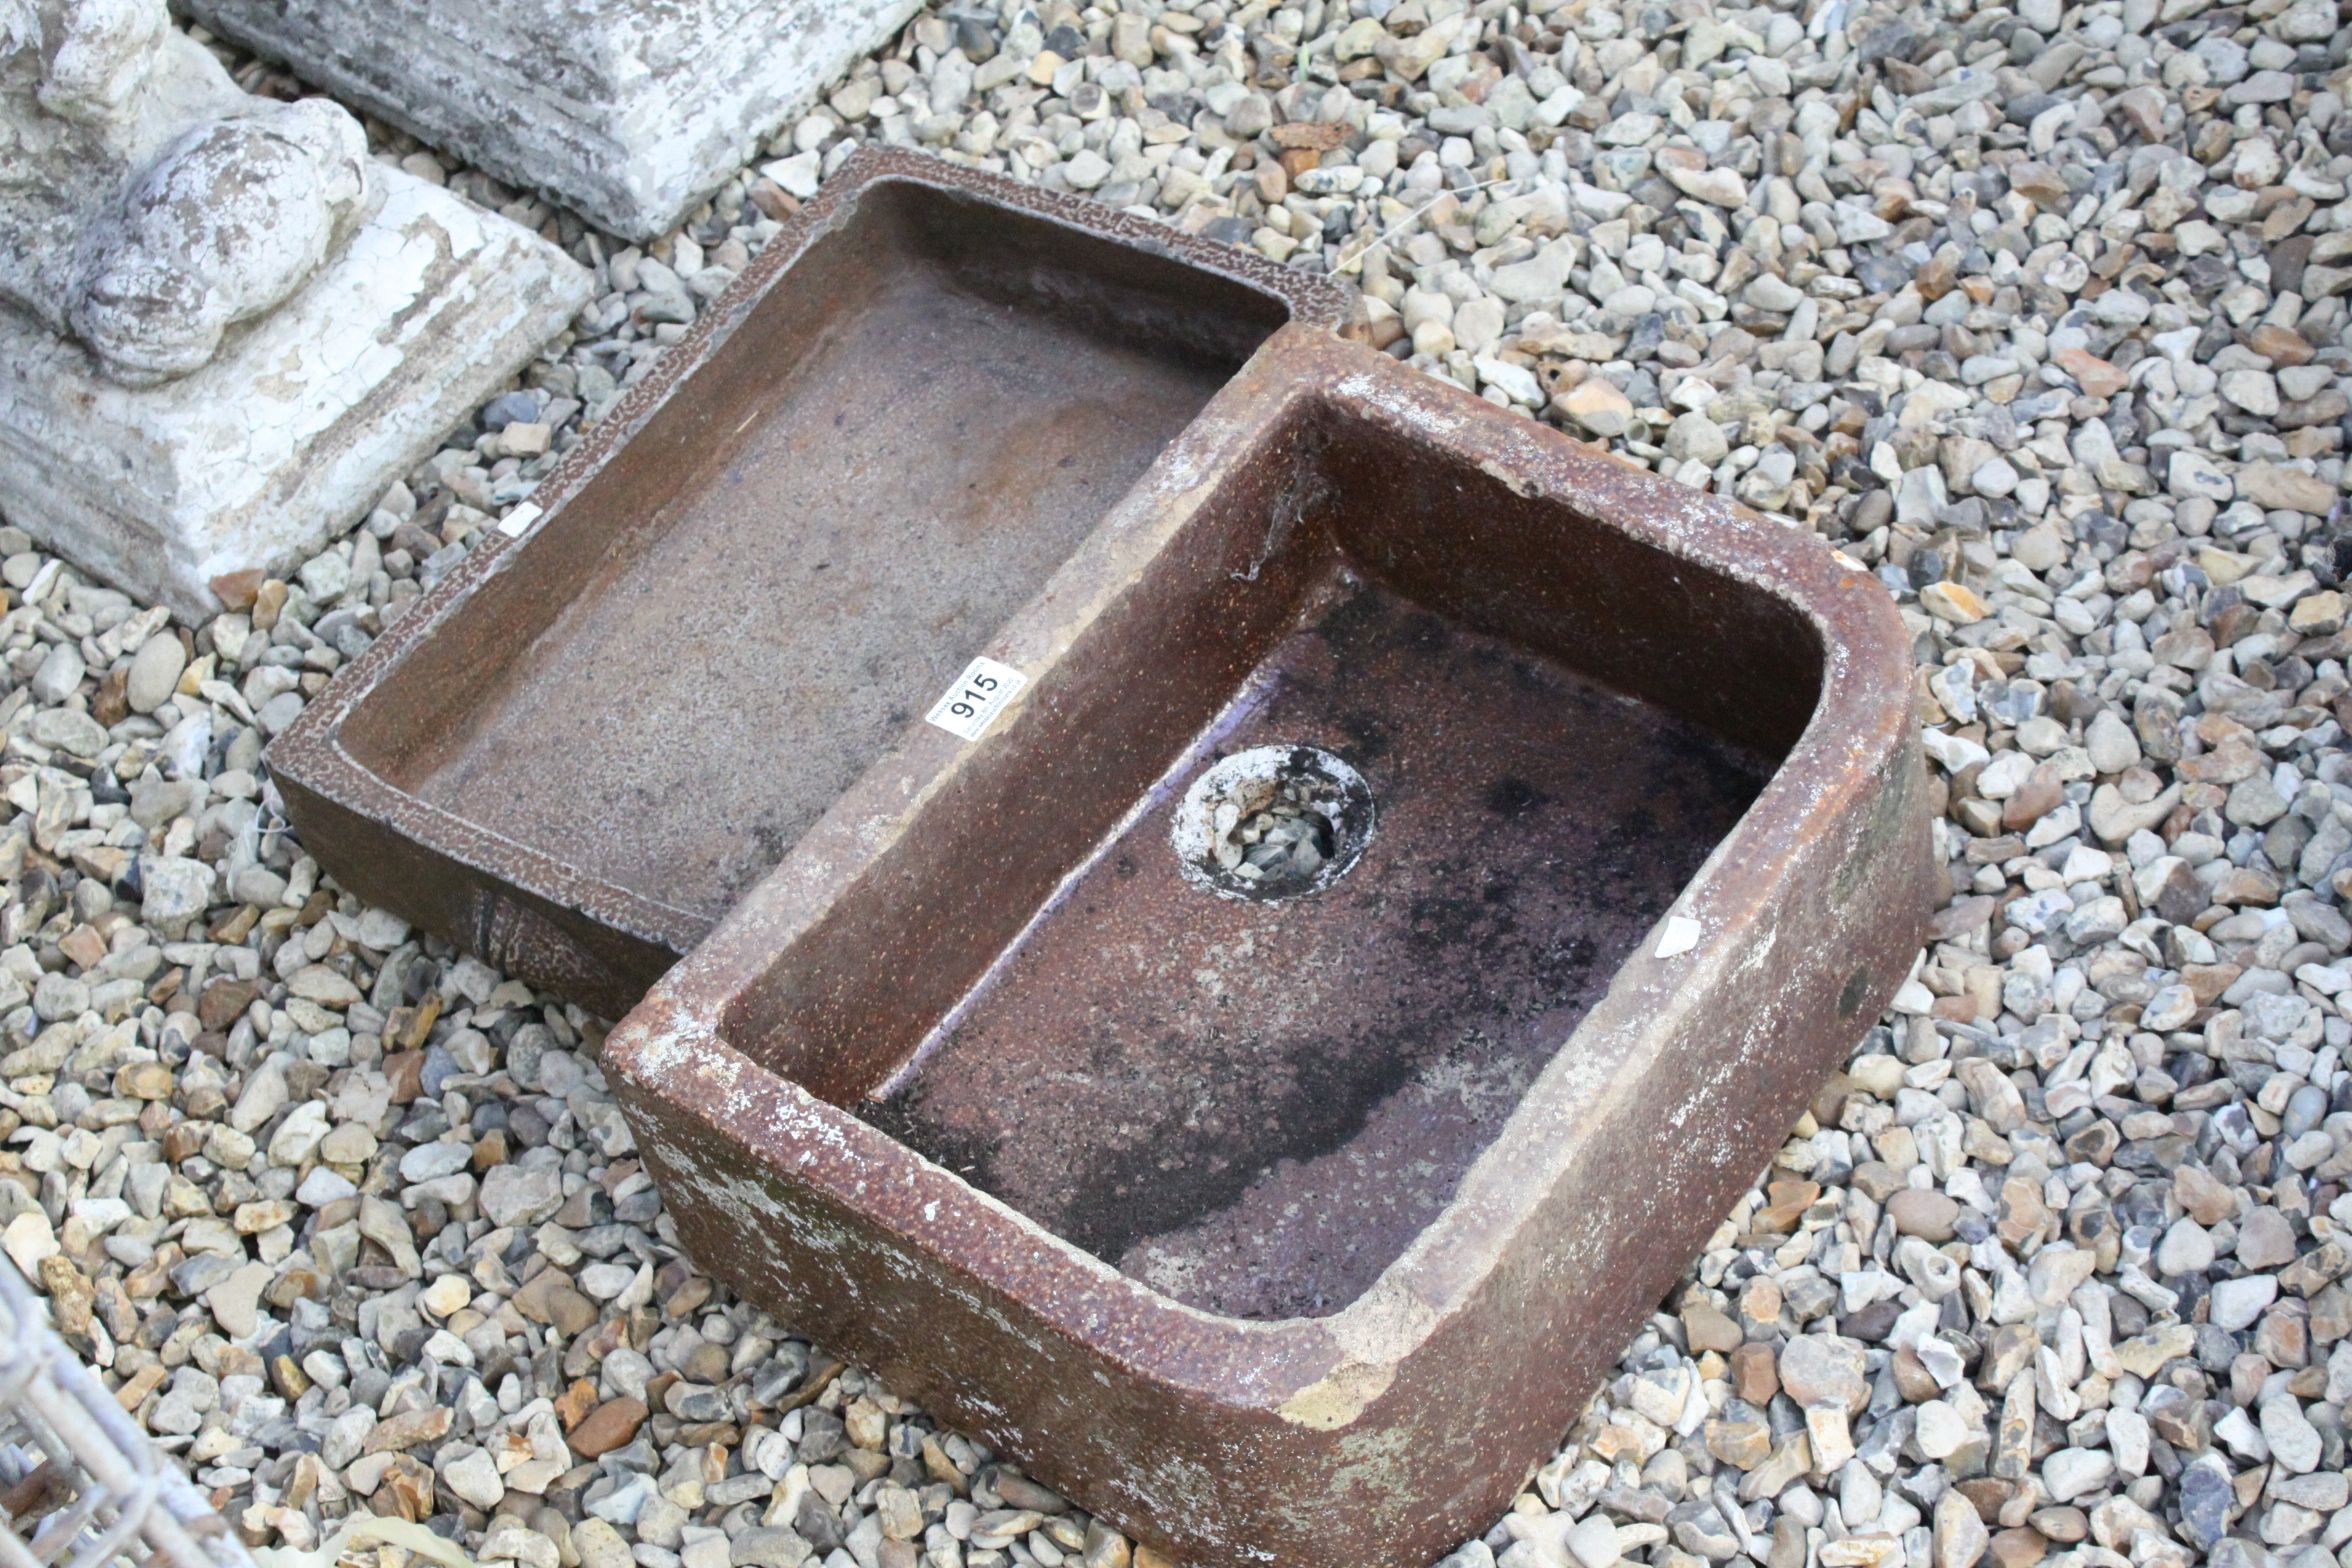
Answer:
0, 173, 589, 617
174, 0, 923, 240
1, 0, 590, 616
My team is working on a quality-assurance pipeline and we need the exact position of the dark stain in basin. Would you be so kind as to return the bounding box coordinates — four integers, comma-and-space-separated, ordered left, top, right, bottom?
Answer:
859, 573, 1776, 1320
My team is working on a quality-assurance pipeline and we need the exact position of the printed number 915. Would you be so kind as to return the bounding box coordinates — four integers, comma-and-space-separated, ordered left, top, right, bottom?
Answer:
948, 671, 1001, 720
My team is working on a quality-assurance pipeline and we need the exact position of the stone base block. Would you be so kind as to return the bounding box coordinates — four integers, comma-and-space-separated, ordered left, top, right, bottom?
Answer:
0, 171, 589, 620
174, 0, 923, 241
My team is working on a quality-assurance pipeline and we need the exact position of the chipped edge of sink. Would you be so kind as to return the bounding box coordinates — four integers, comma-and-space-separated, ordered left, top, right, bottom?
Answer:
600, 335, 1938, 1568
264, 146, 1355, 1020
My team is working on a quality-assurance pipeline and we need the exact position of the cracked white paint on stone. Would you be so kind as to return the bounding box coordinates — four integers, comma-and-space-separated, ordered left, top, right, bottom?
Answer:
3, 0, 375, 384
0, 175, 589, 616
1, 0, 591, 615
172, 0, 926, 240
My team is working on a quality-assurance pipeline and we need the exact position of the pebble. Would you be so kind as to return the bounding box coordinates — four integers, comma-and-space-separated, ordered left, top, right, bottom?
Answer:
1778, 1336, 1867, 1413
1564, 1515, 1618, 1568
125, 631, 186, 714
2257, 1398, 2322, 1474
2155, 1217, 2214, 1276
28, 642, 83, 704
1920, 581, 1990, 625
479, 1164, 563, 1226
2041, 1449, 2113, 1505
2237, 1207, 2296, 1269
575, 1521, 633, 1568
569, 1398, 649, 1459
2210, 1275, 2280, 1332
1559, 379, 1633, 440
1886, 1188, 1958, 1242
439, 1446, 505, 1509
1665, 412, 1728, 466
2083, 711, 2138, 775
1914, 1400, 1967, 1460
2180, 1456, 2234, 1548
1931, 1491, 1987, 1568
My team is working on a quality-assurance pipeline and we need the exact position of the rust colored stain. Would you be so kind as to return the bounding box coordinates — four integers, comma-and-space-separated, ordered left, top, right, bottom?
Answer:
273, 149, 1933, 1568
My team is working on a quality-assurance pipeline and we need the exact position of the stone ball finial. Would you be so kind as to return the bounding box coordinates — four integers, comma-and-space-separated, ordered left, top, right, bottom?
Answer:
71, 99, 375, 383
1, 0, 378, 384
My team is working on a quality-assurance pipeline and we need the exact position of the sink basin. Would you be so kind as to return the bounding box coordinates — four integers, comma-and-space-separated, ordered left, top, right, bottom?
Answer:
267, 148, 1348, 1018
603, 334, 1933, 1568
858, 566, 1776, 1324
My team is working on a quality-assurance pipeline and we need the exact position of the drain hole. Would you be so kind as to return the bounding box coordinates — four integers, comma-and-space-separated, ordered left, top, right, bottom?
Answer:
1172, 745, 1374, 902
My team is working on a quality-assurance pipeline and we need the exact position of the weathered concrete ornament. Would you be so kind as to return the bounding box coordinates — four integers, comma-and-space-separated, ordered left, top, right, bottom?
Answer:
170, 0, 924, 241
0, 0, 590, 617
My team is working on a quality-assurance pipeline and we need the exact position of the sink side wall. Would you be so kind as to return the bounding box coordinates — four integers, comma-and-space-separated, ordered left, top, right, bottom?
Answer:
1318, 417, 1826, 761
607, 720, 1934, 1568
718, 409, 1338, 1101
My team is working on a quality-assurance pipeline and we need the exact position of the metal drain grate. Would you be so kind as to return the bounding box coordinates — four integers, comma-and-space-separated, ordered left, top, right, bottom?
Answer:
0, 1262, 251, 1568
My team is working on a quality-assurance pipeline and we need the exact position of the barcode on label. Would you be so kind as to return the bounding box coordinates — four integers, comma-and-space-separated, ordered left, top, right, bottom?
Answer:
925, 656, 1028, 741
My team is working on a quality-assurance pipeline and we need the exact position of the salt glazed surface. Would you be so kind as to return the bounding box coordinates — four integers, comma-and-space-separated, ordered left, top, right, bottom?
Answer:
602, 336, 1932, 1564
268, 149, 1352, 1019
0, 0, 590, 615
272, 150, 1932, 1568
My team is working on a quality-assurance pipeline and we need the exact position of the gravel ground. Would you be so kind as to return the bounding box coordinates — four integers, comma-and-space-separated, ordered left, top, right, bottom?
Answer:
3, 1, 2350, 1566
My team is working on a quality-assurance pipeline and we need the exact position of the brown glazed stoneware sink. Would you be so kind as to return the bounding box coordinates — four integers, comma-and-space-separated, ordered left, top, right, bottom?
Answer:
266, 148, 1350, 1019
272, 141, 1930, 1568
597, 323, 1935, 1559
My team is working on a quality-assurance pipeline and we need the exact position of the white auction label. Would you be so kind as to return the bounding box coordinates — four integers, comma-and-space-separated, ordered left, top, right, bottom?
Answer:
925, 656, 1029, 741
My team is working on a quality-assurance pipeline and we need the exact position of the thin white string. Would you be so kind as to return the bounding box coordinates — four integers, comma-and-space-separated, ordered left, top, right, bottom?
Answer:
1330, 172, 1541, 273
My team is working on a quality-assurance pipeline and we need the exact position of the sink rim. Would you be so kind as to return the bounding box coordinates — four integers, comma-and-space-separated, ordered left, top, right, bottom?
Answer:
263, 146, 1354, 1009
603, 331, 1923, 1395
